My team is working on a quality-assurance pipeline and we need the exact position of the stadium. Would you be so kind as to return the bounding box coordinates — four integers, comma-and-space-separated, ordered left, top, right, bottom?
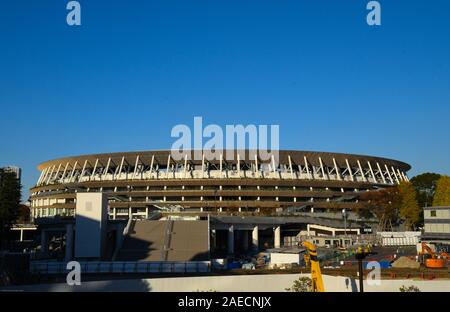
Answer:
30, 150, 410, 220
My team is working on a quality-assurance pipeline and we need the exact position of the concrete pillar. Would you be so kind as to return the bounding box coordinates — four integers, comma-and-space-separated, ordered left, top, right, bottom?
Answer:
242, 230, 249, 251
20, 229, 24, 242
274, 226, 281, 248
65, 223, 74, 262
228, 226, 234, 255
252, 226, 259, 251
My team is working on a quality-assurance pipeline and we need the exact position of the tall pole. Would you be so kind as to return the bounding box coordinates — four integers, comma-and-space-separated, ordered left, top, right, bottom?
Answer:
358, 257, 364, 292
355, 246, 373, 293
342, 209, 347, 247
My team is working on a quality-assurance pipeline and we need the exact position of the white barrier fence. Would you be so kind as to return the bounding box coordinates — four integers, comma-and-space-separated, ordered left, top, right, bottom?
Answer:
30, 261, 211, 274
378, 231, 421, 246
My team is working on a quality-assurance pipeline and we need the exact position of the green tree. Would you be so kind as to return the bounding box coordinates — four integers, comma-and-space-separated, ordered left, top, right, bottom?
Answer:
398, 182, 421, 230
0, 169, 22, 248
410, 173, 441, 207
433, 175, 450, 206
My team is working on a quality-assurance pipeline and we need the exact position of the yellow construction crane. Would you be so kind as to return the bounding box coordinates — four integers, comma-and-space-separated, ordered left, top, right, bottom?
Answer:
303, 241, 325, 292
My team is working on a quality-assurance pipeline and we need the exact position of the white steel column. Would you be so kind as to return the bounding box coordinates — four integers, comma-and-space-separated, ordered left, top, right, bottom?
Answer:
91, 159, 99, 180
183, 154, 188, 179
318, 157, 327, 180
397, 169, 405, 182
43, 167, 53, 184
45, 165, 56, 185
255, 154, 260, 178
116, 157, 125, 180
391, 166, 400, 183
345, 159, 354, 182
384, 164, 394, 184
61, 162, 70, 183
288, 155, 294, 179
37, 168, 46, 186
367, 161, 376, 183
202, 153, 206, 178
333, 158, 342, 180
53, 163, 62, 184
41, 167, 51, 184
271, 154, 276, 174
220, 154, 224, 178
132, 155, 140, 180
166, 154, 171, 177
304, 156, 311, 179
402, 172, 409, 182
69, 161, 78, 182
357, 160, 366, 182
149, 155, 155, 178
79, 160, 88, 181
237, 153, 241, 177
103, 157, 111, 177
376, 162, 386, 184
38, 167, 50, 185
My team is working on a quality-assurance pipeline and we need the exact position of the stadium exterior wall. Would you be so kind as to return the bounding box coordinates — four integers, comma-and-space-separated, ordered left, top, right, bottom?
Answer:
29, 150, 411, 220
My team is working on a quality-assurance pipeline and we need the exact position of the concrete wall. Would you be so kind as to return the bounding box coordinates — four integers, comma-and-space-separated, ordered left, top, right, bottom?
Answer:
424, 207, 450, 234
4, 274, 450, 292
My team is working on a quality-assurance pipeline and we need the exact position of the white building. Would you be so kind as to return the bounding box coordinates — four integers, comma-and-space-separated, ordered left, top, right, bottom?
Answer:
422, 206, 450, 245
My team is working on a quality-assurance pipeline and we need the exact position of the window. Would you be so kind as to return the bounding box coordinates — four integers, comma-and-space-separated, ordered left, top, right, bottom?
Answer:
430, 210, 437, 217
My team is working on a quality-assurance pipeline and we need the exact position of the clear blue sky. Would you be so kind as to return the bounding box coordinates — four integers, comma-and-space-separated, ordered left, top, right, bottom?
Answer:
1, 0, 450, 200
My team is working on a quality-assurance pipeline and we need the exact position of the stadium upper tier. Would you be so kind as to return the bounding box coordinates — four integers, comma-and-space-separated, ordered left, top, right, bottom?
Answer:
30, 150, 411, 219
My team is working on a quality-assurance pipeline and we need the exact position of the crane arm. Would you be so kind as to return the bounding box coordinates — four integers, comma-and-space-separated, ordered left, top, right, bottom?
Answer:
421, 242, 435, 257
303, 241, 325, 292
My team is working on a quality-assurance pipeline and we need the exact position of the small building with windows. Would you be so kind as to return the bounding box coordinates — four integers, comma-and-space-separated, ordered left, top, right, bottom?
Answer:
422, 206, 450, 246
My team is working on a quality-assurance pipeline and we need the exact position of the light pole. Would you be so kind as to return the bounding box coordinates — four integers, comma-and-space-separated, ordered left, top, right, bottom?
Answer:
342, 209, 347, 236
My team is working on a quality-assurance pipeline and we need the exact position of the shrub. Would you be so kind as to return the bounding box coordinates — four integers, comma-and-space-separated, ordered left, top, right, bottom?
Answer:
286, 277, 312, 292
399, 285, 421, 292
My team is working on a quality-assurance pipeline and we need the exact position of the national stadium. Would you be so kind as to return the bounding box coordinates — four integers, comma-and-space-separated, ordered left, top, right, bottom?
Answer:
28, 150, 411, 260
30, 149, 410, 219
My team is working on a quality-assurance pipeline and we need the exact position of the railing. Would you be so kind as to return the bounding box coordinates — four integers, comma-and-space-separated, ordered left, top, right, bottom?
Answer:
41, 168, 400, 186
30, 260, 211, 275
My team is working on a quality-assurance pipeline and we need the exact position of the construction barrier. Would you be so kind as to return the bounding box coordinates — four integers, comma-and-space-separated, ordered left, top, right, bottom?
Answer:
30, 260, 211, 275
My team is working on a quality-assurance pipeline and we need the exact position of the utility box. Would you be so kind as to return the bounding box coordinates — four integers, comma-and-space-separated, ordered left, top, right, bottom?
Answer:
75, 193, 108, 259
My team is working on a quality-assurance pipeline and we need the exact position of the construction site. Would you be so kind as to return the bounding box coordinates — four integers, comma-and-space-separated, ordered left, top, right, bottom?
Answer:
1, 202, 449, 292
1, 151, 449, 292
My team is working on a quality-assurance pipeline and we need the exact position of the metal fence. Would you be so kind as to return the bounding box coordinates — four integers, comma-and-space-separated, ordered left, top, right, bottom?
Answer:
30, 260, 211, 274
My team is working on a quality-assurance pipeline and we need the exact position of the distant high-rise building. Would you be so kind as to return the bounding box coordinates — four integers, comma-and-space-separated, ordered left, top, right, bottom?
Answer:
1, 166, 22, 182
